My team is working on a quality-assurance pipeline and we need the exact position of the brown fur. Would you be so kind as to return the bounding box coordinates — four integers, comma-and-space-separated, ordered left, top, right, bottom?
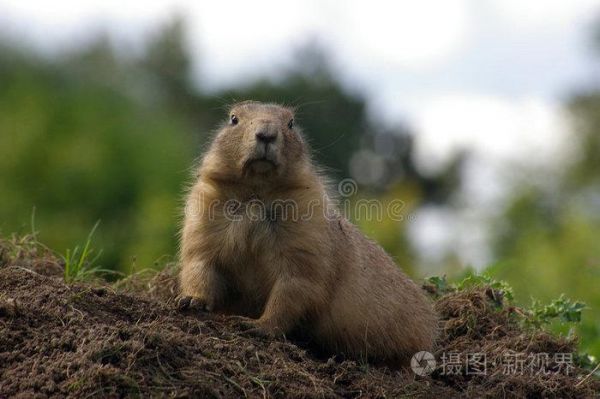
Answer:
179, 101, 437, 364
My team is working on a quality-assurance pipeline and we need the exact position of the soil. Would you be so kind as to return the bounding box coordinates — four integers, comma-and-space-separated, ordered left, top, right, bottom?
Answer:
0, 236, 598, 398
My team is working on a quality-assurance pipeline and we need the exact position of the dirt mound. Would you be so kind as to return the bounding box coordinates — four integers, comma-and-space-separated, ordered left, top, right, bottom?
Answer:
433, 288, 596, 397
0, 238, 598, 398
0, 267, 452, 398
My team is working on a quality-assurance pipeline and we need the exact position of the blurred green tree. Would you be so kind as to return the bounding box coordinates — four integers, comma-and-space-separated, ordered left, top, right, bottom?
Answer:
0, 40, 195, 271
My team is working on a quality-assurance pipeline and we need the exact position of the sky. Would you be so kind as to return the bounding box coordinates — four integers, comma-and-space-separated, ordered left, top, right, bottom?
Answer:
1, 0, 600, 266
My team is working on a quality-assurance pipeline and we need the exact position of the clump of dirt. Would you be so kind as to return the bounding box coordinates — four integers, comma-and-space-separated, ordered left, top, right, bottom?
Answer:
0, 237, 598, 398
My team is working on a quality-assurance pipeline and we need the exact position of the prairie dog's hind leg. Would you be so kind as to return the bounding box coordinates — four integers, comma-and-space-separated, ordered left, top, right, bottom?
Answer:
178, 260, 226, 312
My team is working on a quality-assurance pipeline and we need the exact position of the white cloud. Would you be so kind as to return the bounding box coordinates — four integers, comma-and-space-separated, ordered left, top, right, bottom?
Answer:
411, 93, 570, 174
408, 205, 492, 268
487, 0, 600, 32
1, 0, 597, 86
0, 0, 472, 83
0, 0, 179, 51
185, 0, 471, 87
332, 0, 470, 69
185, 0, 324, 88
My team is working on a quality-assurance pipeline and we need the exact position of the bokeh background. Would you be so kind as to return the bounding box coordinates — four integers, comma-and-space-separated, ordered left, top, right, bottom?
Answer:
1, 1, 599, 356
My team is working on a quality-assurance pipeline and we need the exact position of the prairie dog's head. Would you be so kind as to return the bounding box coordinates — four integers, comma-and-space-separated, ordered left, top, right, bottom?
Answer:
205, 101, 310, 183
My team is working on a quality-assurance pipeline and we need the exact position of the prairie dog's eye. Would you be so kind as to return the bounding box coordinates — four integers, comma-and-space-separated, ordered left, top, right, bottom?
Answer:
288, 118, 294, 129
230, 114, 238, 125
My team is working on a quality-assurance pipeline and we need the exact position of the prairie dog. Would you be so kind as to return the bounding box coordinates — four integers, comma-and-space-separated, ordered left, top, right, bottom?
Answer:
179, 101, 437, 363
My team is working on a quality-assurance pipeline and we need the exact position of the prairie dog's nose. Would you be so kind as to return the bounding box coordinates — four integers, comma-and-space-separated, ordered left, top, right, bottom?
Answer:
256, 129, 277, 144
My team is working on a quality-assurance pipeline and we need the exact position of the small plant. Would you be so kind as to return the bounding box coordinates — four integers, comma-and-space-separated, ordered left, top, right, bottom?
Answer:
424, 273, 514, 302
526, 294, 587, 329
427, 273, 585, 329
456, 274, 514, 302
423, 275, 453, 297
62, 222, 110, 282
576, 352, 598, 371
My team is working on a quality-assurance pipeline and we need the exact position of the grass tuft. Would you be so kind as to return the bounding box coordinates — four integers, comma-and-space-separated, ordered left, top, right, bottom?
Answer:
62, 222, 114, 282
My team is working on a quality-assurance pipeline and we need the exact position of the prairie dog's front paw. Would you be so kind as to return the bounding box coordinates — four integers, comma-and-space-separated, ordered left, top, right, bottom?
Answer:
229, 317, 281, 339
228, 315, 257, 330
176, 295, 212, 312
243, 325, 276, 339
